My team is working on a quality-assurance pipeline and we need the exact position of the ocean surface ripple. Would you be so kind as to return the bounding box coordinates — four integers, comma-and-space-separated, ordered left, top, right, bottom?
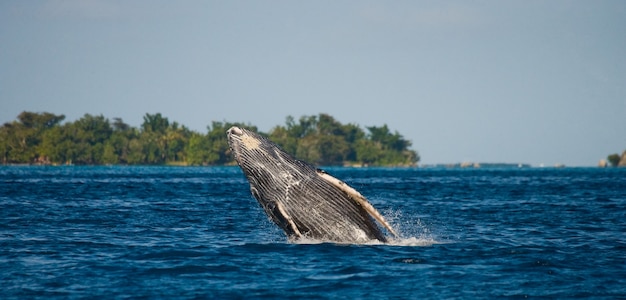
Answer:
1, 166, 625, 299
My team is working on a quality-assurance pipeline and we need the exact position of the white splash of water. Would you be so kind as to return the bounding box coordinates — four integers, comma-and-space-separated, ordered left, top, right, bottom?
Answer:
379, 208, 446, 246
287, 208, 447, 246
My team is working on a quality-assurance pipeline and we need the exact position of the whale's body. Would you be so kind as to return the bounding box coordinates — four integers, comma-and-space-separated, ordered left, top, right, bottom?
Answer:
227, 126, 397, 243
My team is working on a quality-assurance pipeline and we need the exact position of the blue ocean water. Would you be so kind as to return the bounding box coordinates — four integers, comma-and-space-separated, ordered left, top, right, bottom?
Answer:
1, 166, 625, 299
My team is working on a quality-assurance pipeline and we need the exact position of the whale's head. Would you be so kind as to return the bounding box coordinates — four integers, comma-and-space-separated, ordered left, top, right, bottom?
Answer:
226, 126, 262, 166
227, 126, 316, 197
227, 126, 294, 170
227, 126, 319, 237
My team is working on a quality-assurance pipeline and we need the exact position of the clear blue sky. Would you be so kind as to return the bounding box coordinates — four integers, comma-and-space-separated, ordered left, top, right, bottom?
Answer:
1, 1, 625, 166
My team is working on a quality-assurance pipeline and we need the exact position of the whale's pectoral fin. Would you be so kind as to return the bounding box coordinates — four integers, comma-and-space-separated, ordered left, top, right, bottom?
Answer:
316, 169, 399, 238
274, 201, 302, 239
266, 202, 303, 238
251, 186, 302, 238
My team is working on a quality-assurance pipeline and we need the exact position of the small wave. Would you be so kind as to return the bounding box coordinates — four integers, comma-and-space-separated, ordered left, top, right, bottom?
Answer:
307, 272, 372, 281
291, 237, 329, 245
385, 236, 441, 247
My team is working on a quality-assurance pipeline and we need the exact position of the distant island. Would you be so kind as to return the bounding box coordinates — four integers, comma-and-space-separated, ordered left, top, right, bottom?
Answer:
605, 151, 626, 167
0, 111, 419, 167
421, 162, 532, 169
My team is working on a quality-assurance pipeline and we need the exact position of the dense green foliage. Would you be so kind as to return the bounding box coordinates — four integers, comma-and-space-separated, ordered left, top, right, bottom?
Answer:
0, 112, 419, 166
267, 114, 418, 166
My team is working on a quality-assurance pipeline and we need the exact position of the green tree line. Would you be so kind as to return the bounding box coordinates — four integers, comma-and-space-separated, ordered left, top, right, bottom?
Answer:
0, 112, 419, 166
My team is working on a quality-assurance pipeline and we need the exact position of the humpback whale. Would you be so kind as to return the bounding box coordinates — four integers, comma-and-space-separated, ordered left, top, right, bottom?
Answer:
227, 126, 398, 244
